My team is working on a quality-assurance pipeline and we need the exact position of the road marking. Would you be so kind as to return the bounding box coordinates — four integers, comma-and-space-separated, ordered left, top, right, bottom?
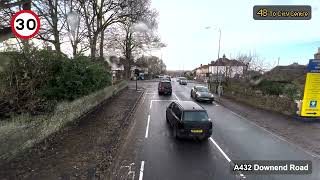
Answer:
150, 101, 152, 109
212, 102, 220, 107
209, 137, 247, 179
146, 93, 158, 95
150, 100, 175, 102
173, 93, 180, 101
240, 173, 246, 179
141, 91, 147, 104
139, 161, 145, 180
209, 137, 231, 162
145, 115, 150, 138
229, 110, 320, 159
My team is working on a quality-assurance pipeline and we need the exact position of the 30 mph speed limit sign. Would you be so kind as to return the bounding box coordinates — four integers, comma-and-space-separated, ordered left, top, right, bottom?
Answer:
11, 10, 40, 39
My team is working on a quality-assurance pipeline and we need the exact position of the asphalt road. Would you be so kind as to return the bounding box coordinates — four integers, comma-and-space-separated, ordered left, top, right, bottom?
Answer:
115, 79, 320, 180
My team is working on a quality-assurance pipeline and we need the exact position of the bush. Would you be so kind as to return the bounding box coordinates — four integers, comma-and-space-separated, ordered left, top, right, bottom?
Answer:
0, 50, 111, 117
257, 80, 285, 95
42, 57, 111, 100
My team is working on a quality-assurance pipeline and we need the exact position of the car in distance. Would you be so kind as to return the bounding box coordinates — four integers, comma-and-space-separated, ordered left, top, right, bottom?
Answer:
179, 79, 187, 85
178, 77, 187, 84
166, 101, 212, 140
191, 86, 214, 103
158, 80, 172, 95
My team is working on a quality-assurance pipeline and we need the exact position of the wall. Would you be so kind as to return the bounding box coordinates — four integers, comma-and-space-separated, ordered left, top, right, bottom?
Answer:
0, 81, 128, 164
220, 83, 296, 116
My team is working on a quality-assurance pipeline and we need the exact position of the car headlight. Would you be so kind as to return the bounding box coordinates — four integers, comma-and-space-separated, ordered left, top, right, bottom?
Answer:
210, 94, 214, 97
196, 92, 201, 97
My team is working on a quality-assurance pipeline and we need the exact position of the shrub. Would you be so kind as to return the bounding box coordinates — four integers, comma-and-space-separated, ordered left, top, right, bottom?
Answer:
41, 57, 111, 100
0, 50, 111, 117
257, 80, 285, 95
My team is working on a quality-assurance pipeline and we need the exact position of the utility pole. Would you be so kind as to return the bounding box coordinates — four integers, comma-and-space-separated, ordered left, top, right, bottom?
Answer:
217, 28, 221, 59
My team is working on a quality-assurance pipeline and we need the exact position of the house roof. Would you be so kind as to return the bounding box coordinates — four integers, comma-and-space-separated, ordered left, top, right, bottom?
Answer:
263, 63, 307, 82
210, 55, 246, 66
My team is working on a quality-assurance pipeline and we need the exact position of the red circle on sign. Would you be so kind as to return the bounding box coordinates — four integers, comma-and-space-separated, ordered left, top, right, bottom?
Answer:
10, 10, 41, 39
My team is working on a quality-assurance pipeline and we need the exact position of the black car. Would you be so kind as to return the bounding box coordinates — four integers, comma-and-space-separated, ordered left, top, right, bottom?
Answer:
166, 101, 212, 140
191, 86, 214, 103
158, 80, 172, 95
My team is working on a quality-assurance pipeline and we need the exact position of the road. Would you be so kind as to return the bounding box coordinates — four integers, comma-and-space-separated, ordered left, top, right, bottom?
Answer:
113, 79, 320, 180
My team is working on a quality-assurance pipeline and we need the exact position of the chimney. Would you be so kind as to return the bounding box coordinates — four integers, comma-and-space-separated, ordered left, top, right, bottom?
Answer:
314, 48, 320, 59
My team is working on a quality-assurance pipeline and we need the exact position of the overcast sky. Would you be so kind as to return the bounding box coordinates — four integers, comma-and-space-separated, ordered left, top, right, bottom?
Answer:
150, 0, 320, 70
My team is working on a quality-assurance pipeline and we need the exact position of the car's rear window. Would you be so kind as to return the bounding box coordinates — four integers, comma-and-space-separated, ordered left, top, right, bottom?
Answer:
183, 111, 209, 121
161, 82, 171, 87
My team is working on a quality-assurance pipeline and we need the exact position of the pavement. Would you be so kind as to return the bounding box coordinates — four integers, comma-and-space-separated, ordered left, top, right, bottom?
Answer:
0, 88, 142, 180
111, 79, 320, 180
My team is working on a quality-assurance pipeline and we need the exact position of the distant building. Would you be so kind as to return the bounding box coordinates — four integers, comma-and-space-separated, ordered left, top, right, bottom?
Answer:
209, 54, 247, 78
263, 63, 306, 83
194, 64, 209, 82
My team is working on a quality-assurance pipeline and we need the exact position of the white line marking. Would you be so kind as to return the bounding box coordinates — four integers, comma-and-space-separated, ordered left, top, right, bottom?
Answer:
209, 137, 247, 179
150, 100, 175, 102
173, 93, 180, 101
139, 161, 145, 180
150, 101, 152, 109
145, 115, 150, 138
141, 92, 147, 104
209, 137, 231, 162
229, 110, 320, 159
240, 173, 246, 179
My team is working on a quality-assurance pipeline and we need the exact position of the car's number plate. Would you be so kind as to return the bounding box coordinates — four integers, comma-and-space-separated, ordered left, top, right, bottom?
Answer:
191, 129, 203, 133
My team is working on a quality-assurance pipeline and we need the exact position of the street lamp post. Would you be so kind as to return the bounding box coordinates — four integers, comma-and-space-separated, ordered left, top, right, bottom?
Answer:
217, 28, 221, 59
205, 26, 222, 93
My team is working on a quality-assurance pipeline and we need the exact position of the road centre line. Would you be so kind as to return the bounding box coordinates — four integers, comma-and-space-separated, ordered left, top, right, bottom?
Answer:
139, 161, 145, 180
145, 115, 150, 138
150, 101, 152, 109
229, 110, 320, 159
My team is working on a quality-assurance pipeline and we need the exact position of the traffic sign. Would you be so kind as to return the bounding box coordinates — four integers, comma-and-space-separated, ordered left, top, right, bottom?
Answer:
301, 59, 320, 117
306, 59, 320, 73
10, 10, 40, 39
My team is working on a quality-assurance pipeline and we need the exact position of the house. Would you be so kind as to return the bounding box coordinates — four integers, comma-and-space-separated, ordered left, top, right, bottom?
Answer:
209, 54, 247, 79
263, 63, 306, 83
194, 64, 209, 82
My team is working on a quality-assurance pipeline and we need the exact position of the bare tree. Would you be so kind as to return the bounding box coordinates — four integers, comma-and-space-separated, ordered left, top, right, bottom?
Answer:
31, 0, 66, 53
78, 0, 148, 60
236, 51, 268, 73
105, 4, 165, 78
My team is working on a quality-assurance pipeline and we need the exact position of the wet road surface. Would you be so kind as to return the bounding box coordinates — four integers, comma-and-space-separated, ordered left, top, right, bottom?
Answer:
114, 79, 320, 180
